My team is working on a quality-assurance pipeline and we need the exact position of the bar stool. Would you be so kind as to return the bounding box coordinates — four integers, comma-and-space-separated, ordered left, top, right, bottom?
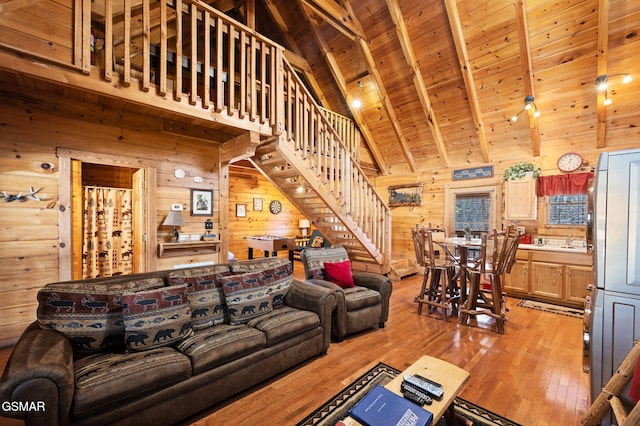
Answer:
461, 226, 521, 333
413, 225, 459, 321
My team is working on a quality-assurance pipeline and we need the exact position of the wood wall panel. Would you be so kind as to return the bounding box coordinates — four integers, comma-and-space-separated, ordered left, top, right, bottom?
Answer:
226, 169, 305, 262
0, 93, 226, 347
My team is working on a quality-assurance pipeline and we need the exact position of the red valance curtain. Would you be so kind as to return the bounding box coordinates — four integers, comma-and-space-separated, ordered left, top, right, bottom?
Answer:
536, 172, 594, 196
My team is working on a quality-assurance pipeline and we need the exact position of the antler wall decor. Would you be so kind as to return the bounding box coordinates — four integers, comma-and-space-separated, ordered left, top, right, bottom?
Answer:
2, 187, 47, 202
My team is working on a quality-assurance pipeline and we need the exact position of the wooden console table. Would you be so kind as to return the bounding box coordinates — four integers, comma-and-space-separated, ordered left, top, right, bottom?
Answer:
246, 236, 295, 264
157, 241, 221, 258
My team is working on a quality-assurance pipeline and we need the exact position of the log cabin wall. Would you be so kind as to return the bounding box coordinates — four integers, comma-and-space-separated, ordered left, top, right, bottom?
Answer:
378, 136, 640, 266
227, 165, 305, 262
0, 92, 226, 348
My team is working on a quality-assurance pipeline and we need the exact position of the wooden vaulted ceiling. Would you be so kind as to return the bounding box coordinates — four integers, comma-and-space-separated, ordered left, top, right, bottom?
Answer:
215, 0, 640, 175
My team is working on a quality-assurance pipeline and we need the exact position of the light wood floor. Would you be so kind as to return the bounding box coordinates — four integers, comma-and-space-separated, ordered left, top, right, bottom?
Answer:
0, 268, 590, 426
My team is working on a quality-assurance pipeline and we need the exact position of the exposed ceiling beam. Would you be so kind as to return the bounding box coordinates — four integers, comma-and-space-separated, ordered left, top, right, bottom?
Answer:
343, 1, 417, 172
443, 0, 490, 163
596, 0, 609, 149
296, 1, 390, 175
299, 0, 364, 41
515, 0, 541, 157
261, 0, 332, 108
384, 0, 450, 167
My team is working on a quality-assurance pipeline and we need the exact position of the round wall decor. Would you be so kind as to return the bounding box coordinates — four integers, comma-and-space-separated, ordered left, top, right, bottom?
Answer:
269, 200, 282, 214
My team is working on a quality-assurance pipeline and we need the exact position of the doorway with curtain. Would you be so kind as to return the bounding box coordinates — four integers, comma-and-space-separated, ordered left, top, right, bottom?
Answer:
82, 186, 133, 278
73, 162, 147, 279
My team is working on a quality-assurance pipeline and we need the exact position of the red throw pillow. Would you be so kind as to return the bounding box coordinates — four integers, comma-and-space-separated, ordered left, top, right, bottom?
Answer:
324, 260, 355, 289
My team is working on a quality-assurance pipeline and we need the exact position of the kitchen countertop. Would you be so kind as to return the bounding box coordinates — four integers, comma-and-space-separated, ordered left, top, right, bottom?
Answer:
518, 243, 588, 254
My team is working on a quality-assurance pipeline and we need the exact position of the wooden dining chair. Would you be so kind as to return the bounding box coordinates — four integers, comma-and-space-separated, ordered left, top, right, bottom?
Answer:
461, 226, 521, 333
413, 226, 459, 321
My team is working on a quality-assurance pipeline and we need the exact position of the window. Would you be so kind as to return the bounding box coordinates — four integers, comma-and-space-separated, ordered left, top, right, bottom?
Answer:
455, 192, 491, 233
444, 184, 498, 234
547, 194, 587, 225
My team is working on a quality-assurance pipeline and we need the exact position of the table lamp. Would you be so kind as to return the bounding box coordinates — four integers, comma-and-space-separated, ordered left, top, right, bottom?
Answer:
163, 210, 185, 242
299, 219, 310, 236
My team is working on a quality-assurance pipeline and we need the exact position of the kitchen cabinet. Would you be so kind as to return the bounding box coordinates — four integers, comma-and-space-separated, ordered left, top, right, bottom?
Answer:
565, 265, 593, 304
503, 249, 593, 308
530, 261, 564, 300
504, 175, 537, 220
503, 251, 529, 293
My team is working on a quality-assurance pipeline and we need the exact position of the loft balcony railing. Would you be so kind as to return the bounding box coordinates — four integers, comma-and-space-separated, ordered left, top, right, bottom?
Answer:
0, 0, 390, 263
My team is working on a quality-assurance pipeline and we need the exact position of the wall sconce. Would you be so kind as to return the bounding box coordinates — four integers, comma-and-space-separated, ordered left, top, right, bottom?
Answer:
596, 73, 632, 106
163, 210, 185, 242
299, 219, 311, 236
511, 95, 541, 122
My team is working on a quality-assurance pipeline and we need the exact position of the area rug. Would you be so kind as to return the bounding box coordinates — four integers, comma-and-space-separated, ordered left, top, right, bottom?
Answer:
296, 362, 521, 426
517, 299, 583, 318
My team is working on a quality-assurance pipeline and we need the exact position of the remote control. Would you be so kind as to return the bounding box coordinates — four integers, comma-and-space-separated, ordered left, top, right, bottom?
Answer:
401, 381, 432, 405
403, 374, 444, 399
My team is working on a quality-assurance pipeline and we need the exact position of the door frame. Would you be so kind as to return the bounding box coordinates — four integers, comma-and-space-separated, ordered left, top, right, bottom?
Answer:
57, 148, 157, 281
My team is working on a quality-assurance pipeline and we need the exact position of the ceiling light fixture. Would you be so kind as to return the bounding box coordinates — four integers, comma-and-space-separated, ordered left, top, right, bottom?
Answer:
596, 73, 632, 106
510, 95, 540, 122
351, 81, 363, 109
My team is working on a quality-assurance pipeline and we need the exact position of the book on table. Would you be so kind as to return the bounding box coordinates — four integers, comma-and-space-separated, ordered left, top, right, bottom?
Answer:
348, 384, 434, 426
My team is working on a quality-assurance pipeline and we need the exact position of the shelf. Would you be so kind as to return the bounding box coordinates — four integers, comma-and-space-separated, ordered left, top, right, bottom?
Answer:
158, 240, 221, 258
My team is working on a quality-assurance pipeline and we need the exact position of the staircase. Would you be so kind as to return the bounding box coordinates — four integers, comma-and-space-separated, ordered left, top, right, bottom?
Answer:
32, 0, 392, 273
250, 59, 391, 273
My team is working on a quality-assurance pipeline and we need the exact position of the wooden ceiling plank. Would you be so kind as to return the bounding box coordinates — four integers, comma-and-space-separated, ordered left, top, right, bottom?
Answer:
384, 0, 450, 167
343, 1, 416, 172
443, 0, 490, 163
515, 0, 541, 157
299, 0, 363, 41
596, 0, 609, 149
296, 0, 390, 175
262, 0, 332, 108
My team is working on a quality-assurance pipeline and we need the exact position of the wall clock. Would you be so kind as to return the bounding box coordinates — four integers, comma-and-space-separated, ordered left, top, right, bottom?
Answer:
269, 200, 282, 214
557, 152, 583, 172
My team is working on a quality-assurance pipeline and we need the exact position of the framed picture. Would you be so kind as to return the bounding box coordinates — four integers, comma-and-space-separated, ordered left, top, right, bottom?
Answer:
253, 197, 263, 211
388, 183, 423, 207
190, 189, 213, 216
236, 203, 247, 217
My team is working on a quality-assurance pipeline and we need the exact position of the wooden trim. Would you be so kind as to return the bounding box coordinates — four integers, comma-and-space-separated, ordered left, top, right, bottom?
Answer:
58, 156, 73, 282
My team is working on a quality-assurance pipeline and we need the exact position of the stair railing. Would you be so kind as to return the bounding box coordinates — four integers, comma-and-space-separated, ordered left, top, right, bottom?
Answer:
278, 59, 391, 260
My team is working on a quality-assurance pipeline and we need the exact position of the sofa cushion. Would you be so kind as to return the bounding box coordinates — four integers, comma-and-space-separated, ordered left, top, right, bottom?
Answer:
36, 277, 165, 356
229, 256, 291, 274
73, 347, 191, 418
247, 306, 320, 346
221, 266, 292, 324
121, 284, 193, 351
176, 324, 266, 375
324, 259, 355, 289
168, 265, 231, 330
344, 286, 382, 310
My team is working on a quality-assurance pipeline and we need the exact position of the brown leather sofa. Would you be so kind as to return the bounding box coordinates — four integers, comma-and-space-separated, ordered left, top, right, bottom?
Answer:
0, 257, 335, 426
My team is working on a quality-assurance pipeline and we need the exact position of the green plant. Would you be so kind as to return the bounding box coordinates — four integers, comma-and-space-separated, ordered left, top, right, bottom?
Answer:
503, 161, 541, 181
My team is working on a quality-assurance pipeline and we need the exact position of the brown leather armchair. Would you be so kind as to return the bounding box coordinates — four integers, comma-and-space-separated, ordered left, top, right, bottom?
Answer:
300, 246, 392, 341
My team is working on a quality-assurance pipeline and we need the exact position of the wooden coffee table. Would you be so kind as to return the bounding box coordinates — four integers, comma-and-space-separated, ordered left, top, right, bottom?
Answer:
343, 355, 470, 426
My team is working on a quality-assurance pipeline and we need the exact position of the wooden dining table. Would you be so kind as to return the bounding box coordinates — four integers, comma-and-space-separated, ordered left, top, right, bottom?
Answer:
433, 237, 483, 323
